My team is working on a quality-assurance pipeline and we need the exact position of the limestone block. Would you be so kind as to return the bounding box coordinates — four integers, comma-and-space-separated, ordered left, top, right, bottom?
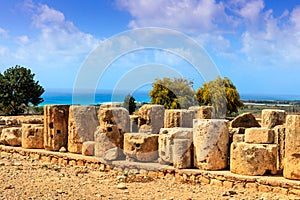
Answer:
230, 142, 277, 176
261, 109, 286, 129
124, 133, 159, 162
164, 109, 195, 128
82, 141, 95, 156
68, 106, 99, 154
138, 105, 165, 134
193, 119, 229, 170
189, 106, 215, 119
173, 139, 191, 169
94, 125, 123, 158
158, 128, 193, 165
273, 125, 285, 171
130, 115, 138, 132
98, 107, 130, 133
44, 105, 69, 151
284, 115, 300, 180
21, 124, 44, 149
0, 127, 22, 146
230, 112, 260, 128
244, 128, 274, 144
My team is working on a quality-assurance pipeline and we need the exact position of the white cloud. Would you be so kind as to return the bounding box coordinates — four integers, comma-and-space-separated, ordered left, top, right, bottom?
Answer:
117, 0, 230, 33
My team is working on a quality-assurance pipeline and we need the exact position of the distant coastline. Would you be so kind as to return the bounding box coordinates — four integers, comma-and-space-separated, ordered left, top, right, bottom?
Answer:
40, 90, 300, 106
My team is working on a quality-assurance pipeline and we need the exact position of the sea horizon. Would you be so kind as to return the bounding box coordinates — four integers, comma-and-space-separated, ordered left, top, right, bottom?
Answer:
39, 89, 300, 106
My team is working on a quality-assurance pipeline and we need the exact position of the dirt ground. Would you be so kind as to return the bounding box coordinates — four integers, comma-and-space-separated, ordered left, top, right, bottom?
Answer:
0, 155, 299, 200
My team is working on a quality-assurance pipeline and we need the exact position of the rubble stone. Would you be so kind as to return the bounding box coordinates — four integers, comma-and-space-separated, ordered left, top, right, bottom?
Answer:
0, 127, 22, 146
244, 128, 274, 144
158, 128, 193, 165
261, 109, 286, 129
44, 105, 70, 151
164, 109, 195, 128
137, 105, 164, 134
230, 142, 277, 176
193, 119, 229, 170
230, 112, 260, 128
68, 106, 99, 154
284, 115, 300, 180
21, 124, 44, 149
124, 133, 159, 162
189, 106, 215, 119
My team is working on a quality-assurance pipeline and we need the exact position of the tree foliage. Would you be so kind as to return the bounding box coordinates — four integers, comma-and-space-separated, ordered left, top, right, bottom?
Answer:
196, 77, 244, 117
123, 94, 136, 114
149, 77, 196, 109
0, 65, 45, 115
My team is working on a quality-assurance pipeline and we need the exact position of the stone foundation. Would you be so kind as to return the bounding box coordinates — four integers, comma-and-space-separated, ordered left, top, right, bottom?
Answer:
1, 144, 300, 197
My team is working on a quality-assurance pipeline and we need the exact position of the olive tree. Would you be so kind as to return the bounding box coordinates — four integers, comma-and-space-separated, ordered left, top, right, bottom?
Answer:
149, 77, 196, 109
0, 65, 45, 115
196, 77, 243, 117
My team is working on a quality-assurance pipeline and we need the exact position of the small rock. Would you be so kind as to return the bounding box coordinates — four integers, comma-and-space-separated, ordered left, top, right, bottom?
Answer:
4, 185, 14, 190
117, 175, 126, 182
13, 162, 22, 166
228, 190, 238, 196
117, 183, 127, 190
57, 189, 64, 194
0, 162, 5, 166
59, 147, 67, 153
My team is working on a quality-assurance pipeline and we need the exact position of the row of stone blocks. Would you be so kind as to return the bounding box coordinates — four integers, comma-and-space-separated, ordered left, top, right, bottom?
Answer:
3, 104, 300, 182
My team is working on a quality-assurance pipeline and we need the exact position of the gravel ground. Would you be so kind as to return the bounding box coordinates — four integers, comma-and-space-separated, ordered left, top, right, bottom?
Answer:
0, 155, 298, 200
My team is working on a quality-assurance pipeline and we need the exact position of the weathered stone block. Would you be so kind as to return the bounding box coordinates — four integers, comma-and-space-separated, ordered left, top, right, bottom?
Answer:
98, 107, 130, 133
104, 147, 122, 161
82, 141, 95, 156
244, 128, 274, 144
189, 106, 215, 119
230, 142, 277, 176
230, 112, 260, 128
158, 128, 193, 165
68, 106, 99, 154
173, 139, 191, 169
130, 115, 138, 132
94, 125, 123, 158
19, 116, 44, 124
261, 109, 286, 129
164, 109, 195, 128
44, 105, 69, 151
193, 119, 229, 170
273, 125, 285, 171
21, 124, 44, 149
124, 133, 158, 162
138, 105, 164, 134
0, 127, 22, 146
284, 115, 300, 180
232, 134, 244, 143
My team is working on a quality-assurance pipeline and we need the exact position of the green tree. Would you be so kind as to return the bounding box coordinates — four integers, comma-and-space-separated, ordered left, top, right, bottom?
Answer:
0, 65, 45, 115
123, 94, 136, 114
196, 77, 243, 117
149, 77, 196, 109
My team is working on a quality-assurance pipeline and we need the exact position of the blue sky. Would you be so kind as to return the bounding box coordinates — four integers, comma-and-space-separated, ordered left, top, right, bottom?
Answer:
0, 0, 300, 96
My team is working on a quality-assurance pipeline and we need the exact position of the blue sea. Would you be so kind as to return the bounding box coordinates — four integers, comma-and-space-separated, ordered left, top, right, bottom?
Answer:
40, 90, 300, 106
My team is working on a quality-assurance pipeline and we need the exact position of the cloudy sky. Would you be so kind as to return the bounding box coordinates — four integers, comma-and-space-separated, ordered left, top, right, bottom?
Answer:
0, 0, 300, 97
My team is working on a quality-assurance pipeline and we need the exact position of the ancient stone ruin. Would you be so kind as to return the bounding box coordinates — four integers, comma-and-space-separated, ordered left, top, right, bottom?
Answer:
1, 105, 300, 194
